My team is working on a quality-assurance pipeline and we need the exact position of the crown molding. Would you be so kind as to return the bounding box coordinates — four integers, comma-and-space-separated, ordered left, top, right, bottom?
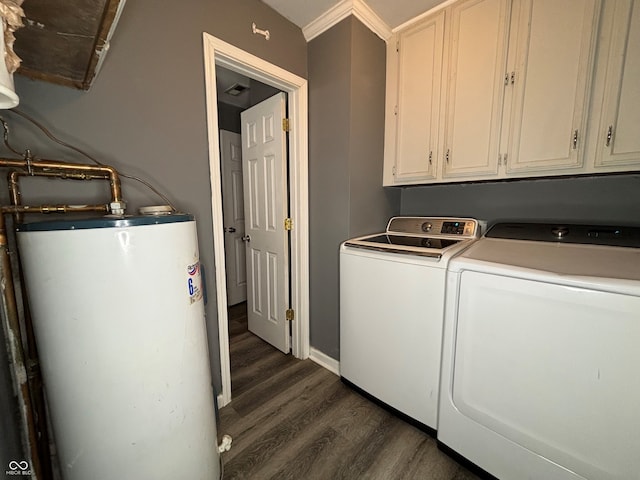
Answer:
352, 0, 392, 41
303, 0, 392, 43
302, 1, 352, 41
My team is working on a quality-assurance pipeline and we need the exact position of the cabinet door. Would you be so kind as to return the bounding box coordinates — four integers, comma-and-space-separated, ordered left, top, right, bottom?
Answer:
505, 0, 599, 173
595, 0, 640, 168
393, 11, 446, 183
443, 0, 510, 178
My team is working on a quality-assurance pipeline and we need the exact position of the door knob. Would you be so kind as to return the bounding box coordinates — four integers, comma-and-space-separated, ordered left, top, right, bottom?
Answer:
224, 227, 236, 233
241, 235, 251, 242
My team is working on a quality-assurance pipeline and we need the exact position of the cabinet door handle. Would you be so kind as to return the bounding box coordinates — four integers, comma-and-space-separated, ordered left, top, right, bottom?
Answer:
606, 125, 613, 147
572, 130, 578, 150
428, 151, 432, 165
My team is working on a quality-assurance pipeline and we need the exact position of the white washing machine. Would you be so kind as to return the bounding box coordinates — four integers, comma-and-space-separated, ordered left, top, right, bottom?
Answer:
438, 222, 640, 480
340, 216, 479, 431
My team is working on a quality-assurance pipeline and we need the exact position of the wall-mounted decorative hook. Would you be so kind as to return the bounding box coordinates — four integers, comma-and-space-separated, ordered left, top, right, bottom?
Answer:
252, 22, 270, 40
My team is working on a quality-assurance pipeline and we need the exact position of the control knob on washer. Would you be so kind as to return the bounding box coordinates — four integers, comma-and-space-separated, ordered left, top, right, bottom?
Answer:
421, 222, 433, 233
551, 227, 570, 239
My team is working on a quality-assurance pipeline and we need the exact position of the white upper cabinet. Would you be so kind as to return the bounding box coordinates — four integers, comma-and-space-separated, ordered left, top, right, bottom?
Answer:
442, 0, 510, 179
395, 12, 446, 181
383, 0, 638, 186
593, 0, 640, 168
383, 11, 446, 185
504, 0, 599, 174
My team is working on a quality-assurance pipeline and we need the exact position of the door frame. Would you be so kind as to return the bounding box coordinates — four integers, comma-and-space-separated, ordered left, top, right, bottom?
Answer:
203, 33, 309, 407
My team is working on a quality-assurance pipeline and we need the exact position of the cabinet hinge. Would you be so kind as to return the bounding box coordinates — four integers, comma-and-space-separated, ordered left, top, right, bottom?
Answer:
396, 40, 400, 52
394, 105, 398, 116
392, 165, 396, 176
282, 118, 290, 132
572, 129, 579, 149
504, 71, 515, 86
286, 309, 295, 321
284, 218, 293, 231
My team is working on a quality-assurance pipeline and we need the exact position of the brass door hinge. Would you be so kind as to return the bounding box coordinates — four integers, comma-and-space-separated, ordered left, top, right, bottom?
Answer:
282, 118, 290, 132
286, 309, 295, 321
284, 218, 293, 231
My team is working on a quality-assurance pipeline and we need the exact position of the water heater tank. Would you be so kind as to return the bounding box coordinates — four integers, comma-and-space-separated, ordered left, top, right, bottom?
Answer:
17, 213, 220, 480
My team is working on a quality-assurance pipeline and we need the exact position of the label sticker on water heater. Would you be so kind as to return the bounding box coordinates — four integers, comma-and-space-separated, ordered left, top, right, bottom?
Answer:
187, 262, 203, 304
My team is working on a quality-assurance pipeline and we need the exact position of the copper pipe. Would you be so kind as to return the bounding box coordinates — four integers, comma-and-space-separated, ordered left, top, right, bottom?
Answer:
4, 170, 49, 478
7, 172, 23, 225
9, 169, 111, 183
0, 156, 123, 204
7, 171, 21, 207
0, 213, 43, 479
8, 170, 113, 224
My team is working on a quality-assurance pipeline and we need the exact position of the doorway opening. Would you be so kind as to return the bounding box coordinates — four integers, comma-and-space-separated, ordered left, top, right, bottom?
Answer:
219, 88, 292, 356
203, 33, 309, 407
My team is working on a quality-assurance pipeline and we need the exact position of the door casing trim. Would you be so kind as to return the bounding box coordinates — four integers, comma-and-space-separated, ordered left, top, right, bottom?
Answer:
203, 33, 310, 407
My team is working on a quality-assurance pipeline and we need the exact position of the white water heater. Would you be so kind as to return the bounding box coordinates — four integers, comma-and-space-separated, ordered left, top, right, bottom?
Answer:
17, 213, 220, 480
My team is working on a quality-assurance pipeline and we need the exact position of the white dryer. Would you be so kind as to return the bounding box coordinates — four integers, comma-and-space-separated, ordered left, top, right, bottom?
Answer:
438, 222, 640, 480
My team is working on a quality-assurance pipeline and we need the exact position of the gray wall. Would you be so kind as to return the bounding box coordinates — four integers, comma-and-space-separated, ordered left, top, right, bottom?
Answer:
218, 102, 243, 133
400, 174, 640, 227
308, 17, 400, 360
249, 78, 281, 105
2, 0, 306, 402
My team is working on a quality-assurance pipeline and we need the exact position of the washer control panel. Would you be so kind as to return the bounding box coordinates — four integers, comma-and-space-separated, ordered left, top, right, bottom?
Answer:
442, 221, 475, 236
387, 217, 479, 238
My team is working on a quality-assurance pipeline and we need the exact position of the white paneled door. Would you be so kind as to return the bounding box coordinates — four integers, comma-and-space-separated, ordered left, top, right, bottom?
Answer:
220, 130, 247, 306
240, 92, 290, 353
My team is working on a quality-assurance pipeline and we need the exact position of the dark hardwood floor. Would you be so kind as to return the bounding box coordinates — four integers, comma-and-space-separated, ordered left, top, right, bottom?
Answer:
218, 303, 481, 480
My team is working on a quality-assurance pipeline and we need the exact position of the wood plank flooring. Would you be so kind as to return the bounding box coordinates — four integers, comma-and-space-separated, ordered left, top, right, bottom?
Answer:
219, 303, 482, 480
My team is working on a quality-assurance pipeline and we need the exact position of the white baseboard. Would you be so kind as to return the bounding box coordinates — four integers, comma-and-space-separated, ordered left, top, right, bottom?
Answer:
309, 347, 340, 376
217, 392, 228, 409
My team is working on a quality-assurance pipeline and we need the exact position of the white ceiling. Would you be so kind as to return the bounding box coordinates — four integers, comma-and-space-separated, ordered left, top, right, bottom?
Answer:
261, 0, 447, 30
219, 0, 450, 107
